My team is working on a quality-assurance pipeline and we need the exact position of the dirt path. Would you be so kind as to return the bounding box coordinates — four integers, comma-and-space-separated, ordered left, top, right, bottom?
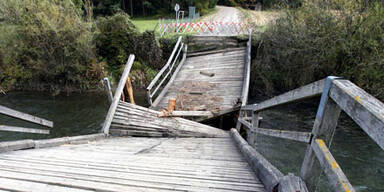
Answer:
200, 6, 243, 23
197, 6, 245, 36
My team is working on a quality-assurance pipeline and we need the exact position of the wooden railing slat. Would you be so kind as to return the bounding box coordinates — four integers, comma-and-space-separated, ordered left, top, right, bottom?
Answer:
147, 36, 182, 91
101, 54, 135, 134
254, 128, 311, 143
312, 139, 355, 192
152, 45, 188, 107
242, 79, 325, 112
330, 80, 384, 149
0, 105, 53, 128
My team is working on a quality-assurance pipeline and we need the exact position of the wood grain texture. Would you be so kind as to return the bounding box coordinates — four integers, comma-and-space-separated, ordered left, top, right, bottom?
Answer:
0, 136, 265, 192
330, 80, 384, 149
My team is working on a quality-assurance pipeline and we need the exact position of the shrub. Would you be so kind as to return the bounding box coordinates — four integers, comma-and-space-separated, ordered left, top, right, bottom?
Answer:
252, 0, 384, 101
0, 0, 103, 93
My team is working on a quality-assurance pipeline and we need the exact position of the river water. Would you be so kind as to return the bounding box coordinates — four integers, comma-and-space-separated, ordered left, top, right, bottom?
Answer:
0, 92, 382, 191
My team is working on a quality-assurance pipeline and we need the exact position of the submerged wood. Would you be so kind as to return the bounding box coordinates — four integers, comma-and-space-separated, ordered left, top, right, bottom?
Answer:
0, 105, 53, 128
0, 125, 49, 134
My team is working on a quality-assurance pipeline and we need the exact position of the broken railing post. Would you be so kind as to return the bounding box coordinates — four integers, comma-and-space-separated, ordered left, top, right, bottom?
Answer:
103, 78, 113, 103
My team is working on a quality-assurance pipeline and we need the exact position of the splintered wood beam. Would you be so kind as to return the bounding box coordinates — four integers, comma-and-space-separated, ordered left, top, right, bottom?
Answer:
0, 125, 49, 135
238, 117, 252, 129
330, 80, 384, 149
158, 111, 214, 117
254, 128, 311, 143
0, 105, 53, 128
312, 139, 355, 192
125, 77, 135, 105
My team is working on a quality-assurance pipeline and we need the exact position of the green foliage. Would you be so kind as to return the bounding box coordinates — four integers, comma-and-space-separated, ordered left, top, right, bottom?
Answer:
95, 12, 165, 83
252, 0, 384, 101
0, 0, 104, 93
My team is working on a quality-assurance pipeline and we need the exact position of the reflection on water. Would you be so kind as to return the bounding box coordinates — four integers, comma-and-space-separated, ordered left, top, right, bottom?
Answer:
252, 98, 384, 192
0, 90, 148, 141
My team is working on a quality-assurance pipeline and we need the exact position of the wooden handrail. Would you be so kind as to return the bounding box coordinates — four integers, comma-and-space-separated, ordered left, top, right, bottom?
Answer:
240, 30, 252, 106
237, 76, 384, 192
147, 36, 182, 91
151, 45, 188, 108
146, 36, 184, 106
101, 54, 135, 135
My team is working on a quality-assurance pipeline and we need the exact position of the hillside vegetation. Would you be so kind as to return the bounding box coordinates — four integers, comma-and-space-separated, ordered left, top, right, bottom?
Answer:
0, 0, 178, 94
251, 0, 384, 101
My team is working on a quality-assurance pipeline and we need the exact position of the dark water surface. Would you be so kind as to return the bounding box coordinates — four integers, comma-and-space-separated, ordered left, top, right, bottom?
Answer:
0, 92, 382, 191
0, 90, 148, 141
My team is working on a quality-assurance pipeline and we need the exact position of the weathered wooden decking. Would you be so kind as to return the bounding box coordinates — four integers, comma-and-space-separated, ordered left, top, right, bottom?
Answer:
155, 48, 247, 112
0, 135, 265, 192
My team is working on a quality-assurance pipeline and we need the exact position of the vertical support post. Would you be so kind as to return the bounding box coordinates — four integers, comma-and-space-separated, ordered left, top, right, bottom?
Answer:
103, 78, 113, 103
147, 89, 152, 106
125, 77, 135, 105
300, 76, 342, 192
236, 110, 244, 131
250, 110, 259, 147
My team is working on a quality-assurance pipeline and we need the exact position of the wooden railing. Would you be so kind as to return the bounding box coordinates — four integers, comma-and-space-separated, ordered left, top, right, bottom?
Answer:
0, 105, 53, 135
146, 36, 187, 107
237, 76, 384, 192
102, 54, 135, 135
241, 30, 252, 106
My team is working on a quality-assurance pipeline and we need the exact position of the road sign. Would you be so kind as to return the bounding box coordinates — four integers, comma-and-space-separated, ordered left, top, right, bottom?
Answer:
175, 4, 180, 12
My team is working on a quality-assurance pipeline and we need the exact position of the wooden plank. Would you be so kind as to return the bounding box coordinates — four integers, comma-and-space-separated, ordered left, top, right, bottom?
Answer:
300, 77, 342, 192
187, 47, 246, 57
158, 110, 214, 117
101, 55, 135, 134
238, 117, 252, 129
0, 125, 49, 134
147, 36, 182, 91
330, 80, 384, 149
243, 79, 326, 111
103, 77, 113, 103
241, 31, 252, 106
311, 139, 355, 192
125, 77, 135, 104
254, 128, 311, 143
0, 140, 35, 153
152, 45, 187, 108
230, 128, 283, 191
34, 133, 105, 149
0, 105, 53, 127
0, 177, 92, 192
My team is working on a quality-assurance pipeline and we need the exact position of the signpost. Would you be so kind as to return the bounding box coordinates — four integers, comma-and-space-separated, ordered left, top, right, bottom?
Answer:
175, 3, 180, 32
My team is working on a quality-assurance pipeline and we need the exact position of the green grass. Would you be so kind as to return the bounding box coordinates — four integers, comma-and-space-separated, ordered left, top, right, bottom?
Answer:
131, 18, 158, 32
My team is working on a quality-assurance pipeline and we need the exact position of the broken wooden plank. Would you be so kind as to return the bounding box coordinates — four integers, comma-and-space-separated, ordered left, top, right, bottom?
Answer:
0, 105, 53, 128
101, 54, 135, 135
0, 125, 49, 134
0, 140, 35, 153
158, 111, 214, 117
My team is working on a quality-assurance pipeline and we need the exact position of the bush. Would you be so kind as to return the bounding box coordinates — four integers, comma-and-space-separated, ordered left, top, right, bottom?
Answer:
252, 0, 384, 101
95, 12, 165, 80
0, 0, 104, 93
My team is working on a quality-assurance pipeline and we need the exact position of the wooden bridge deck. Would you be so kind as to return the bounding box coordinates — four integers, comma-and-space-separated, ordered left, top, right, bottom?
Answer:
155, 47, 247, 113
0, 136, 265, 192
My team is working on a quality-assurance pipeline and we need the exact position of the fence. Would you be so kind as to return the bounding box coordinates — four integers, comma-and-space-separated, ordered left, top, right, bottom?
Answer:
237, 76, 383, 192
157, 19, 251, 36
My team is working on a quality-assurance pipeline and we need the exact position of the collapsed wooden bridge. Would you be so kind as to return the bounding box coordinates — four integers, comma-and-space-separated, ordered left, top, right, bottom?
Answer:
0, 36, 383, 192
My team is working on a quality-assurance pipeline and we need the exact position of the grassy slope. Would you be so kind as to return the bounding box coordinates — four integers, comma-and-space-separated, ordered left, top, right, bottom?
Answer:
131, 18, 158, 32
